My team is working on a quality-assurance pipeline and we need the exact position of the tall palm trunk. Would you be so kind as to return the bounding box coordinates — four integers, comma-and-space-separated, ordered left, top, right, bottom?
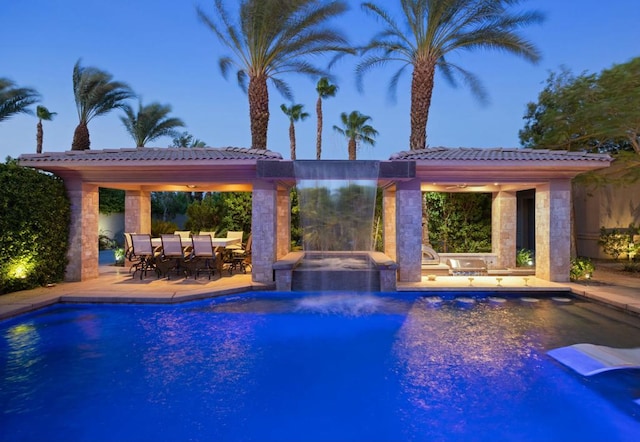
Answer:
248, 75, 269, 149
36, 121, 43, 154
409, 60, 436, 150
289, 120, 296, 160
72, 122, 90, 151
348, 138, 357, 160
316, 96, 323, 160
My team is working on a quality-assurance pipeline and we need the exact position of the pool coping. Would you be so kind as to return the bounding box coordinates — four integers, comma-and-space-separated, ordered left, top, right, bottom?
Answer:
1, 266, 638, 320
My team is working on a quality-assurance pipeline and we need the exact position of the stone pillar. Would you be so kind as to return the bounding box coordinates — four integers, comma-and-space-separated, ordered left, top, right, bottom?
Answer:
276, 185, 291, 259
252, 180, 277, 284
535, 179, 572, 282
382, 186, 397, 261
65, 176, 99, 281
492, 190, 517, 269
396, 179, 422, 282
124, 190, 151, 234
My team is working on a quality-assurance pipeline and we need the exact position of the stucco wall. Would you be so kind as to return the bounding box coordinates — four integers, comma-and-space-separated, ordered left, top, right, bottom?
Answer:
574, 181, 640, 258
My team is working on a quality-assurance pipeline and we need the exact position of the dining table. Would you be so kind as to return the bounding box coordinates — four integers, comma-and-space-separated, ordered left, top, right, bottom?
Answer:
151, 236, 242, 249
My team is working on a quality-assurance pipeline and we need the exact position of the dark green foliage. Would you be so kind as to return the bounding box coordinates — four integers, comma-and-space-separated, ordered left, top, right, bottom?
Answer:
185, 192, 252, 237
426, 192, 492, 253
151, 219, 179, 236
599, 225, 639, 260
516, 248, 534, 267
151, 192, 190, 221
99, 188, 125, 214
519, 58, 640, 184
290, 188, 302, 249
297, 184, 377, 251
0, 161, 70, 293
570, 257, 595, 281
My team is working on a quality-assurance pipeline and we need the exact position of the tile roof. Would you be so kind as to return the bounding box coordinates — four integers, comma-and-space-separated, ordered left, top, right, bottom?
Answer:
389, 147, 611, 162
19, 146, 283, 163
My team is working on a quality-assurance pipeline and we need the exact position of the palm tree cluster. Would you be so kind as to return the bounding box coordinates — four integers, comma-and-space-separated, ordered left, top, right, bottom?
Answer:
199, 0, 543, 155
0, 61, 189, 153
2, 0, 544, 157
197, 0, 353, 151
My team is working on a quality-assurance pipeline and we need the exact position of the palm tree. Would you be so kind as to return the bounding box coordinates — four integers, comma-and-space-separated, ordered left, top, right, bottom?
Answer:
36, 105, 57, 154
72, 60, 135, 150
120, 100, 185, 147
0, 78, 39, 123
333, 111, 378, 160
280, 103, 310, 160
197, 0, 352, 150
170, 131, 207, 148
315, 77, 338, 159
357, 0, 544, 150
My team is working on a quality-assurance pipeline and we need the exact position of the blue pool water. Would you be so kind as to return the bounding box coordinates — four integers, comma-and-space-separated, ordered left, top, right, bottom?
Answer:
1, 291, 640, 441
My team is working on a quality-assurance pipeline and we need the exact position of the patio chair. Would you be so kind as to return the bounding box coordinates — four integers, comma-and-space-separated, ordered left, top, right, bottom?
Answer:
227, 233, 252, 274
157, 234, 189, 279
130, 234, 162, 280
184, 235, 220, 280
225, 231, 244, 251
124, 232, 141, 273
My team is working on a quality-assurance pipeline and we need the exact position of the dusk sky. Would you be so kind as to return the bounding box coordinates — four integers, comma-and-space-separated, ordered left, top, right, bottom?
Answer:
2, 0, 639, 161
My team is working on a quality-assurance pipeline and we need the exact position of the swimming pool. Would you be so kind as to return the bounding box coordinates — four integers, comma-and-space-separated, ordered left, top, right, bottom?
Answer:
1, 291, 639, 441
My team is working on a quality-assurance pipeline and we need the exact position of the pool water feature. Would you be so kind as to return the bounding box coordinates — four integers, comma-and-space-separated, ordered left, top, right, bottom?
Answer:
292, 252, 380, 291
1, 292, 640, 441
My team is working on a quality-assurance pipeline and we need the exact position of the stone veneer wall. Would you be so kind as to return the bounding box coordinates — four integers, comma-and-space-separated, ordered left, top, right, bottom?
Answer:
276, 186, 291, 259
65, 179, 100, 281
124, 191, 151, 234
395, 179, 422, 282
492, 190, 517, 269
383, 187, 397, 262
535, 180, 571, 281
252, 180, 278, 284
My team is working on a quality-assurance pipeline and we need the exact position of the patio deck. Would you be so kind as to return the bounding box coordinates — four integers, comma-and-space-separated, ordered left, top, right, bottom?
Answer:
1, 262, 639, 320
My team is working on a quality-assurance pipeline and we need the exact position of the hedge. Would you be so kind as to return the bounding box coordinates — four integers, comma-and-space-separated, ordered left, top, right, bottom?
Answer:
0, 160, 70, 294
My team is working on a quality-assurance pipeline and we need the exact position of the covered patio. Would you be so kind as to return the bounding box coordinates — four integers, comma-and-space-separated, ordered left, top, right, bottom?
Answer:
18, 146, 611, 285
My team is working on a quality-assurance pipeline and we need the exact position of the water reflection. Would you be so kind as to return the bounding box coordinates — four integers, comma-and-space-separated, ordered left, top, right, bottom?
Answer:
138, 308, 263, 422
2, 322, 42, 413
391, 299, 548, 437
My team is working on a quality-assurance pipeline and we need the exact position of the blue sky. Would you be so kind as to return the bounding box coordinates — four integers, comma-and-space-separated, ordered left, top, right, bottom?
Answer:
1, 0, 639, 161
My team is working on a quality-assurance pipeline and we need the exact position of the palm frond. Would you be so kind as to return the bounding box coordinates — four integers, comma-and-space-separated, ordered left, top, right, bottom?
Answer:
0, 78, 40, 122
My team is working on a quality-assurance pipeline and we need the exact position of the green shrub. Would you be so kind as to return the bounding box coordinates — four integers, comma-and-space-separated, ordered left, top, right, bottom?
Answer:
570, 257, 595, 281
185, 192, 252, 235
516, 248, 534, 267
151, 219, 179, 236
0, 161, 70, 294
599, 225, 638, 260
99, 188, 125, 214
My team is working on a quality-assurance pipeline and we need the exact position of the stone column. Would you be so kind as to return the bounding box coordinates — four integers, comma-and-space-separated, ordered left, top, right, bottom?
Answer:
276, 185, 291, 259
396, 179, 422, 282
492, 190, 517, 269
124, 190, 151, 234
382, 186, 397, 261
65, 175, 99, 281
535, 179, 572, 281
252, 180, 277, 284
